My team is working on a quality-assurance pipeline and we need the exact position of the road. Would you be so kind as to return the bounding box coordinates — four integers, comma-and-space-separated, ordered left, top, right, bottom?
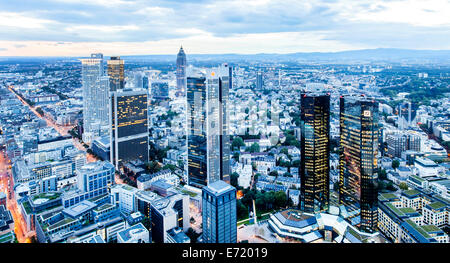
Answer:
0, 151, 31, 243
8, 86, 97, 162
5, 86, 97, 242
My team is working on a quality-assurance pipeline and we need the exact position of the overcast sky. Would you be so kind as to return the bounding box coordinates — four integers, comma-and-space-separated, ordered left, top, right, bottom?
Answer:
0, 0, 449, 56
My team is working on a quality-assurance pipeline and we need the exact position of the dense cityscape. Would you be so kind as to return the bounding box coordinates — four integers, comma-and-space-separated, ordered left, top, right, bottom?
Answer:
0, 46, 449, 244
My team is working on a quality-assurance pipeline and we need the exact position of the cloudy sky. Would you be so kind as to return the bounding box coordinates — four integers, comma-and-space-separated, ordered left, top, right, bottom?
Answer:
0, 0, 449, 56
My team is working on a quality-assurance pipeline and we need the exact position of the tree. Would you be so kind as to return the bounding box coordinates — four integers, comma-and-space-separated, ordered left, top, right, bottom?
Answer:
269, 170, 278, 177
280, 148, 289, 155
236, 199, 248, 220
379, 169, 387, 180
247, 143, 260, 153
392, 160, 400, 169
162, 164, 177, 172
399, 182, 408, 191
233, 152, 240, 162
274, 191, 288, 208
146, 161, 161, 174
230, 172, 239, 188
387, 181, 397, 191
232, 137, 245, 150
186, 227, 201, 243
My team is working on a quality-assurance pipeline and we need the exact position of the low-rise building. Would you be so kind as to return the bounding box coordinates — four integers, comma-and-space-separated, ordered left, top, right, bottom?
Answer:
117, 223, 150, 243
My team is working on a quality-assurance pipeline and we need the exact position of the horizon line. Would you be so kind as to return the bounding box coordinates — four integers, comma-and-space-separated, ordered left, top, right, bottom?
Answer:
1, 47, 450, 58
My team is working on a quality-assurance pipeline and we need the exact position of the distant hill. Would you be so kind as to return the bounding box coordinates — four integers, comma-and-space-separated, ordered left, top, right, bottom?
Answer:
2, 48, 450, 63
121, 48, 450, 63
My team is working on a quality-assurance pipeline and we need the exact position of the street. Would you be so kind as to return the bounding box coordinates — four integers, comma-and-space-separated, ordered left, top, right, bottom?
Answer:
0, 151, 32, 243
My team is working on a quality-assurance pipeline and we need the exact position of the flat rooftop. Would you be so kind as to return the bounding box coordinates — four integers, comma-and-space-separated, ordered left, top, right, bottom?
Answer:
204, 180, 235, 195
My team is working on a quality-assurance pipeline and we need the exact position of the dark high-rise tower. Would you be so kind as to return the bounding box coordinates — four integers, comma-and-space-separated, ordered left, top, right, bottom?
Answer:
187, 64, 231, 188
300, 93, 330, 213
176, 46, 187, 95
339, 96, 379, 233
110, 89, 149, 170
107, 56, 124, 92
202, 180, 237, 243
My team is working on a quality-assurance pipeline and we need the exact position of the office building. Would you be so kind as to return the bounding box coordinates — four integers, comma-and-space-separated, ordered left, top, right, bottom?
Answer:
110, 184, 140, 215
387, 133, 421, 158
62, 161, 114, 208
300, 93, 330, 213
81, 53, 110, 144
110, 89, 149, 170
202, 180, 237, 243
398, 101, 418, 129
151, 81, 169, 100
339, 96, 379, 233
107, 56, 125, 92
117, 223, 150, 243
187, 64, 231, 188
176, 46, 187, 94
256, 71, 263, 90
150, 193, 189, 243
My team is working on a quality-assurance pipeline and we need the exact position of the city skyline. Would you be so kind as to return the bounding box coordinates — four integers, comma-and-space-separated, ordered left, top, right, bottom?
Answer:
1, 0, 450, 56
0, 0, 449, 246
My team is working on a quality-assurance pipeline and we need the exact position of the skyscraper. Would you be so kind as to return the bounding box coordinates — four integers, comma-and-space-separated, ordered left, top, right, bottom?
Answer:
300, 93, 330, 213
107, 56, 125, 92
397, 101, 418, 129
81, 53, 110, 144
202, 180, 237, 243
339, 96, 379, 233
187, 64, 231, 188
256, 71, 263, 90
176, 46, 187, 95
110, 89, 149, 170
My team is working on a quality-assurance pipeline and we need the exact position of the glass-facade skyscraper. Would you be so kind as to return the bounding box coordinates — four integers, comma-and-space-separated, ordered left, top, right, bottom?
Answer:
300, 93, 330, 213
256, 71, 263, 90
202, 180, 237, 243
110, 89, 149, 170
176, 46, 187, 95
397, 101, 418, 129
187, 64, 231, 188
339, 96, 379, 233
81, 53, 110, 144
107, 56, 125, 92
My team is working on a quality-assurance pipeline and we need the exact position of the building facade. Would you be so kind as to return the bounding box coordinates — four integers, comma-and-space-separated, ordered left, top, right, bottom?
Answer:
202, 180, 237, 243
187, 65, 231, 188
81, 53, 110, 143
110, 89, 149, 170
339, 96, 379, 233
176, 46, 187, 95
300, 93, 330, 213
107, 56, 125, 92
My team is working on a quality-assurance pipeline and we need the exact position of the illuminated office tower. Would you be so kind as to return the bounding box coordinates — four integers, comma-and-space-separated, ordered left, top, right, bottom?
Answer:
256, 71, 263, 90
187, 64, 231, 188
202, 180, 237, 243
300, 93, 330, 213
176, 46, 187, 95
107, 56, 125, 92
81, 53, 110, 144
110, 89, 149, 170
339, 96, 379, 233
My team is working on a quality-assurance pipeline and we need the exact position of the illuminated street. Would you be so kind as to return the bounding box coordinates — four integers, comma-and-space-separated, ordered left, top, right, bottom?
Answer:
0, 151, 32, 243
8, 86, 97, 162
